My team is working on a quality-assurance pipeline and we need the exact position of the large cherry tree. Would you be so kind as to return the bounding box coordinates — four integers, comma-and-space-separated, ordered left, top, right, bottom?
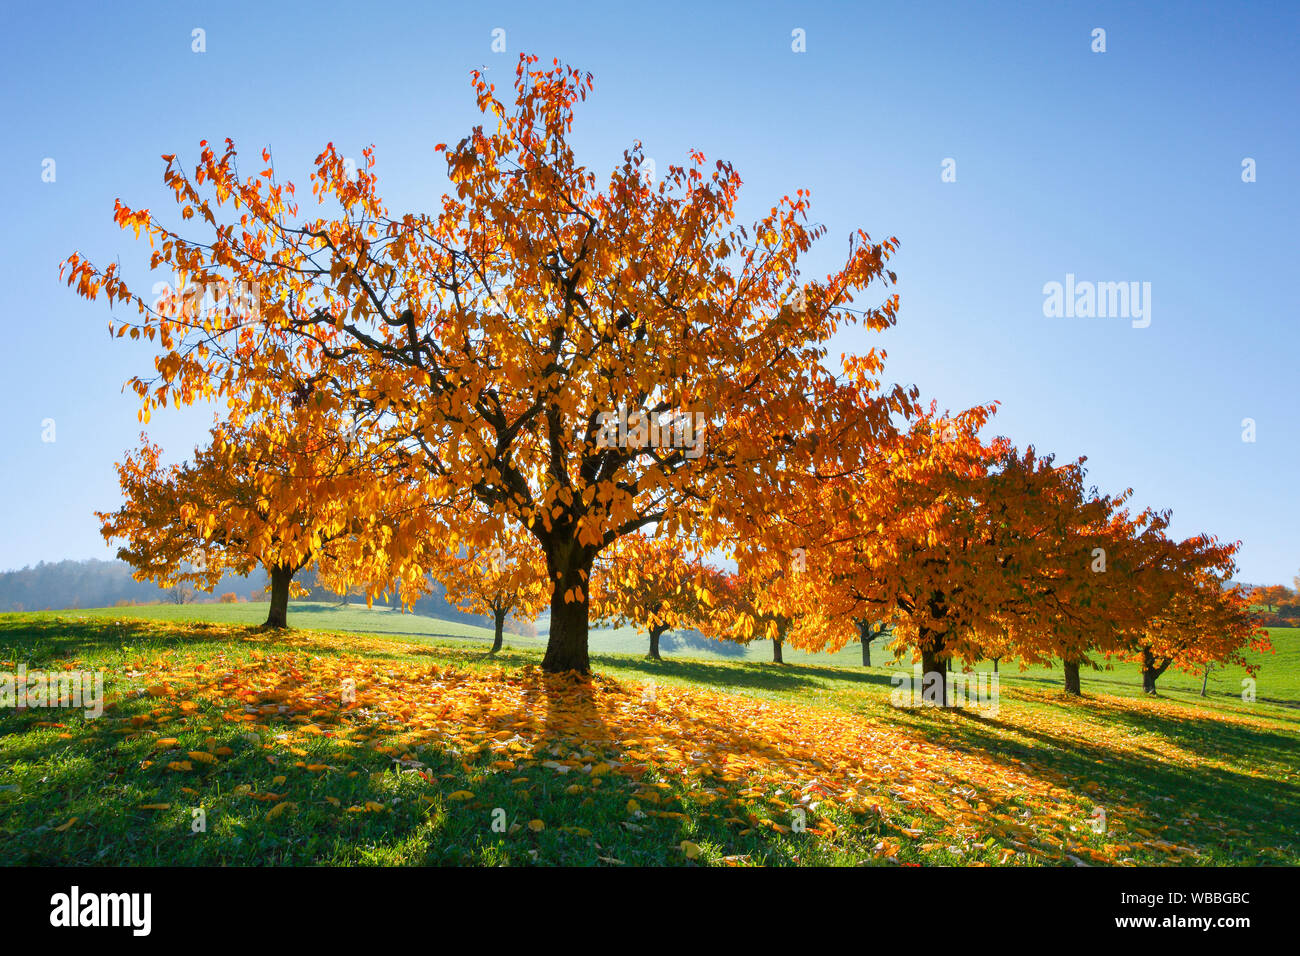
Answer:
65, 54, 912, 672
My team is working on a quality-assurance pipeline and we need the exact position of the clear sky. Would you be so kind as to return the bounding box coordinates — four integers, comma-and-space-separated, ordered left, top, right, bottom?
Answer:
1, 0, 1296, 583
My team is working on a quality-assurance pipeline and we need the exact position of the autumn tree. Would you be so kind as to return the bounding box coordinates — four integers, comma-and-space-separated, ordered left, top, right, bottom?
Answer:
782, 408, 1144, 704
856, 620, 890, 667
591, 532, 722, 659
707, 558, 824, 664
1117, 533, 1269, 695
433, 526, 548, 653
64, 54, 912, 673
1250, 584, 1291, 613
98, 407, 433, 629
759, 410, 985, 695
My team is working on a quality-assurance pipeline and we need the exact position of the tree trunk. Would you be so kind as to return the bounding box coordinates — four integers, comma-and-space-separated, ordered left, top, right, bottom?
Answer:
772, 636, 784, 664
919, 633, 948, 706
1140, 647, 1167, 695
648, 625, 665, 660
993, 657, 999, 674
1201, 665, 1211, 697
264, 564, 293, 629
541, 536, 594, 673
1063, 658, 1082, 696
491, 607, 507, 653
857, 619, 873, 666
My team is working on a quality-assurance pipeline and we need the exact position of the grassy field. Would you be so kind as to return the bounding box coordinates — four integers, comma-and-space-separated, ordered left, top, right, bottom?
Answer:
67, 601, 498, 641
0, 607, 1296, 866
68, 602, 1300, 704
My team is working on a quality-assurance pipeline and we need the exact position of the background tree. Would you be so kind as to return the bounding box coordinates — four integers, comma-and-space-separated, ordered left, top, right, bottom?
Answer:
591, 531, 722, 659
786, 408, 1142, 705
709, 558, 821, 664
1118, 532, 1269, 695
1250, 584, 1291, 613
856, 620, 891, 667
97, 406, 432, 628
433, 526, 548, 653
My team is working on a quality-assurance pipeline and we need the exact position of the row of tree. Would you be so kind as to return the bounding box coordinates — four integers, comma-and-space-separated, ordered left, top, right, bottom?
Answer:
68, 55, 1270, 704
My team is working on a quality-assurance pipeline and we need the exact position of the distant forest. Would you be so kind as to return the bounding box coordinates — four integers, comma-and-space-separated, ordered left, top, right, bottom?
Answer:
0, 558, 526, 633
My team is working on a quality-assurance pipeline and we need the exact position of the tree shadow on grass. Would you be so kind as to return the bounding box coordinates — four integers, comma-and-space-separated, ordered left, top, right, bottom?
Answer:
597, 654, 898, 695
1064, 695, 1300, 767
1009, 668, 1300, 710
892, 701, 1300, 859
0, 616, 242, 665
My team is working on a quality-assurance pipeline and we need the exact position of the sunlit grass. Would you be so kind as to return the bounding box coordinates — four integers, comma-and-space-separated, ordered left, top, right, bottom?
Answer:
0, 612, 1295, 866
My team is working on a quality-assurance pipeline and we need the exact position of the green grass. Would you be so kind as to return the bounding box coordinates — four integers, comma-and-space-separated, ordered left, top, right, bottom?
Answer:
68, 600, 499, 641
66, 603, 1299, 704
0, 609, 1296, 866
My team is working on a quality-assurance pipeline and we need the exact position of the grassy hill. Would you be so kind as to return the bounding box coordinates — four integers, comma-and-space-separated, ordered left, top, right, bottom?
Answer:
69, 601, 499, 642
0, 608, 1295, 866
64, 602, 1300, 704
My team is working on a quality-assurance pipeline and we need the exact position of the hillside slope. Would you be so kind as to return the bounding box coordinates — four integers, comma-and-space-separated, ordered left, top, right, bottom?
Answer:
1, 612, 1295, 866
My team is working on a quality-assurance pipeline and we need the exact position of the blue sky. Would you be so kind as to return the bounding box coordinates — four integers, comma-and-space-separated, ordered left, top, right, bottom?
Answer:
1, 0, 1296, 583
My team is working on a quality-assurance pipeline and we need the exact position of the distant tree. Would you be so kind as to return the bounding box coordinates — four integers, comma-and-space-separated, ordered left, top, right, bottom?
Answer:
856, 620, 891, 667
98, 404, 430, 629
165, 584, 195, 605
1253, 584, 1292, 612
432, 527, 548, 653
592, 532, 723, 660
1122, 533, 1269, 695
708, 562, 815, 664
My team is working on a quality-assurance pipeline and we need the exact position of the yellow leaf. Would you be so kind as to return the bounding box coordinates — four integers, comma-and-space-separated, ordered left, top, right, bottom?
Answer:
266, 801, 298, 821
